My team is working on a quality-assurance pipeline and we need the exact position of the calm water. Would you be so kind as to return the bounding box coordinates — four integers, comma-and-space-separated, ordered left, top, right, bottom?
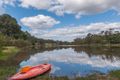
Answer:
19, 47, 120, 78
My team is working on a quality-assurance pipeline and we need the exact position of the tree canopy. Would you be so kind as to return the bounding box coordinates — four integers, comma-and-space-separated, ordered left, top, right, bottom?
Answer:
73, 29, 120, 45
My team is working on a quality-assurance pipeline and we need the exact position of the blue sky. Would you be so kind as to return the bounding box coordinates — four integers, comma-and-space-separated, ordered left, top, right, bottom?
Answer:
1, 0, 120, 41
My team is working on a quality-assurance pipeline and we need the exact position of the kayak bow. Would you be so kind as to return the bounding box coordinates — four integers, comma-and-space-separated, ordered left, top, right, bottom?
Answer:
10, 64, 51, 80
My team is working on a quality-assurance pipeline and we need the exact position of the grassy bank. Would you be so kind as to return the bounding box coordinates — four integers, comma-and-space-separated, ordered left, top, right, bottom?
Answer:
1, 70, 120, 80
0, 66, 18, 80
30, 70, 120, 80
109, 70, 120, 79
0, 46, 20, 60
0, 66, 120, 80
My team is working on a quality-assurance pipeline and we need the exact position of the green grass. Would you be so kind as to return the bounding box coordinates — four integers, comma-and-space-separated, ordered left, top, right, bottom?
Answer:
0, 46, 20, 60
109, 70, 120, 79
0, 68, 120, 80
0, 66, 17, 80
31, 75, 69, 80
30, 71, 120, 80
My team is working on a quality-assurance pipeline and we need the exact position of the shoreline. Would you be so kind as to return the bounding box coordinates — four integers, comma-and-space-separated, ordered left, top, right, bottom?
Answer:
30, 70, 120, 80
59, 44, 120, 47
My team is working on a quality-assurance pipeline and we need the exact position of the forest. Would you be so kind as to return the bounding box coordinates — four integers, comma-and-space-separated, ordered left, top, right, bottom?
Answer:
73, 29, 120, 45
0, 14, 68, 48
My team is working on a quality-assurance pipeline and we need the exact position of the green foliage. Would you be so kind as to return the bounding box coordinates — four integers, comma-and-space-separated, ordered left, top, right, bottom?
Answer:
109, 70, 120, 79
0, 14, 61, 48
0, 14, 21, 39
29, 73, 120, 80
73, 30, 120, 45
0, 14, 33, 47
0, 66, 17, 80
0, 33, 12, 47
0, 46, 20, 60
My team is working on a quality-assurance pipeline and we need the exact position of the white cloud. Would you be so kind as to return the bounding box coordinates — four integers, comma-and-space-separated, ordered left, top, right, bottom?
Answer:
28, 22, 120, 41
20, 0, 53, 9
20, 0, 120, 18
3, 0, 16, 6
0, 1, 5, 15
0, 0, 16, 15
20, 14, 60, 30
19, 0, 120, 41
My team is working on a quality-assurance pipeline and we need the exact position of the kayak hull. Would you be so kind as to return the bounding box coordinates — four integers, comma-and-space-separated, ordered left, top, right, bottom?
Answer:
10, 64, 51, 80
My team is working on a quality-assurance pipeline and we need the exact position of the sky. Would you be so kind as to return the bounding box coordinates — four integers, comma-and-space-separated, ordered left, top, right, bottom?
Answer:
1, 0, 120, 41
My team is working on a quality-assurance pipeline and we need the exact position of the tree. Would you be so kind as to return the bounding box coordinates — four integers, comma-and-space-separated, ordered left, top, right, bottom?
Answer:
73, 30, 120, 45
0, 14, 21, 39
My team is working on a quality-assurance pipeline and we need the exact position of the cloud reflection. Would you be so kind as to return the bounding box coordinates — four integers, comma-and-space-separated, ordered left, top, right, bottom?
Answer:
20, 48, 120, 76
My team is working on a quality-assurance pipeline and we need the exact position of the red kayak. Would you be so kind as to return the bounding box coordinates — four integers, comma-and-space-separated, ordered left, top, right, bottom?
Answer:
10, 64, 51, 80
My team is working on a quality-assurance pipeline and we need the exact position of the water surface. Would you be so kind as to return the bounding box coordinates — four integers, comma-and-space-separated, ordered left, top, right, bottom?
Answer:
20, 47, 120, 77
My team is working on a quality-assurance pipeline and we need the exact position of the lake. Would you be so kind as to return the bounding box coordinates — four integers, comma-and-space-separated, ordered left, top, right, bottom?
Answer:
18, 46, 120, 78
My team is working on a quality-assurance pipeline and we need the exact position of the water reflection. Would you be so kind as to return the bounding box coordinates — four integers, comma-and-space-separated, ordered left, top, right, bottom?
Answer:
20, 47, 120, 77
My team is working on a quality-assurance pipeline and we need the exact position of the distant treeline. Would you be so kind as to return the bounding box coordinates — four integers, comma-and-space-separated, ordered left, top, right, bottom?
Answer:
1, 14, 119, 47
73, 29, 120, 45
0, 14, 67, 48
